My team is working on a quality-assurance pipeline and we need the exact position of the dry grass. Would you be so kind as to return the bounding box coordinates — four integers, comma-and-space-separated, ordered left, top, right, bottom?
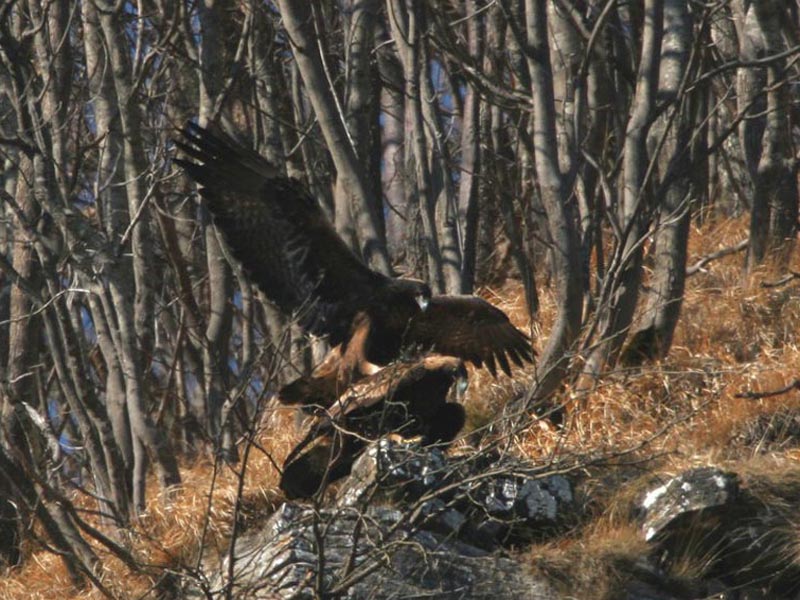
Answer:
0, 406, 299, 599
5, 215, 800, 598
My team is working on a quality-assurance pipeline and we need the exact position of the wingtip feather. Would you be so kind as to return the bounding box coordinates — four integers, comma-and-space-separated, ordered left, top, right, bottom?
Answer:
497, 352, 512, 377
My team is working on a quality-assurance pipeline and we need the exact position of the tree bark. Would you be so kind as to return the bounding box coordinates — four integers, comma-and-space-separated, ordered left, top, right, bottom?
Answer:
1, 155, 38, 567
82, 0, 135, 481
278, 0, 392, 274
582, 0, 664, 381
381, 80, 407, 259
746, 0, 798, 266
623, 0, 693, 365
97, 6, 155, 356
522, 0, 584, 404
456, 0, 483, 294
196, 0, 236, 460
387, 0, 446, 291
343, 0, 384, 234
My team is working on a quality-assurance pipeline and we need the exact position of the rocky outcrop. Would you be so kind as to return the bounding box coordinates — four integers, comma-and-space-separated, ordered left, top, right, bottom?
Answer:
635, 466, 800, 598
185, 502, 556, 599
338, 436, 575, 549
178, 452, 800, 599
180, 437, 573, 598
637, 466, 740, 543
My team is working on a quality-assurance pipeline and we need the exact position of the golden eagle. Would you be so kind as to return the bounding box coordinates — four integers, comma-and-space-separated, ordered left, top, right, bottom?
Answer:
175, 123, 533, 397
279, 355, 468, 499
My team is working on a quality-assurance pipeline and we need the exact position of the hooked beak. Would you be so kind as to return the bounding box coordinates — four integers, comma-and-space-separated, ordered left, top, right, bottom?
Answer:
416, 294, 430, 311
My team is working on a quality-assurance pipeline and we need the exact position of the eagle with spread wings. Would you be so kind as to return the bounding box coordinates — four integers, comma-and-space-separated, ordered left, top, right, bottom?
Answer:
280, 355, 468, 499
174, 123, 533, 401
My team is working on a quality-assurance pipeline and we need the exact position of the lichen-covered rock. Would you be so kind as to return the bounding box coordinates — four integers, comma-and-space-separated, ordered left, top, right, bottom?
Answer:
467, 471, 574, 522
183, 502, 556, 599
637, 466, 739, 542
338, 436, 452, 506
336, 436, 574, 549
637, 466, 800, 598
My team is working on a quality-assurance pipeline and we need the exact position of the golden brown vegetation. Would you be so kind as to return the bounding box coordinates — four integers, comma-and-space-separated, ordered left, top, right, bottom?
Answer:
4, 216, 800, 598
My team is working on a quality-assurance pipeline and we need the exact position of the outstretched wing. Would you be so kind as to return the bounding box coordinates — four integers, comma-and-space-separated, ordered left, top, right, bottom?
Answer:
405, 296, 534, 377
174, 123, 385, 342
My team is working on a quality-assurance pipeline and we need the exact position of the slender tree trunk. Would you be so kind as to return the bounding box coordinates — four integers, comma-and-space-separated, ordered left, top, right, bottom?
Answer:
503, 6, 540, 316
26, 0, 71, 200
582, 0, 664, 381
747, 0, 798, 266
96, 5, 181, 494
1, 156, 38, 566
97, 7, 155, 356
624, 0, 693, 364
343, 0, 384, 237
82, 0, 135, 482
387, 0, 446, 291
457, 0, 483, 294
416, 34, 462, 293
733, 1, 766, 184
376, 20, 408, 262
522, 0, 584, 404
196, 0, 236, 459
278, 0, 391, 274
381, 82, 407, 259
88, 292, 133, 479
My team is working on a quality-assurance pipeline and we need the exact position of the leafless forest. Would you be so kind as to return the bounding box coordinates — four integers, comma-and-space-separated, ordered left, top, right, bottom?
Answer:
2, 0, 800, 597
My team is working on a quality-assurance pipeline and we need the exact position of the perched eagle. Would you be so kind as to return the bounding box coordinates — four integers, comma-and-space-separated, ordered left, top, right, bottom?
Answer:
280, 355, 468, 499
175, 123, 533, 401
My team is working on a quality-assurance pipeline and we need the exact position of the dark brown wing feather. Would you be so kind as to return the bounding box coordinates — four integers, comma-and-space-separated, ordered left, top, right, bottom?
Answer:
405, 296, 533, 376
280, 355, 464, 498
281, 362, 409, 466
326, 360, 427, 420
284, 357, 447, 463
174, 123, 386, 342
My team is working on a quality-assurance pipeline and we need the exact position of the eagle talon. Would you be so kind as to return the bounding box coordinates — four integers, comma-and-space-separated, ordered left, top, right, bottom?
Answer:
386, 433, 423, 445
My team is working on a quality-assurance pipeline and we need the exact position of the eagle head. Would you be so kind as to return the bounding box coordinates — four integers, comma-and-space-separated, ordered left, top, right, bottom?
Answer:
390, 277, 432, 311
422, 355, 469, 399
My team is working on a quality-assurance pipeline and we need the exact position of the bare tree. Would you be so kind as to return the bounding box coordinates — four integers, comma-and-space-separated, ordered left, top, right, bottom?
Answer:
521, 0, 584, 400
624, 0, 695, 364
745, 0, 798, 266
580, 0, 664, 381
1, 0, 800, 589
279, 0, 392, 274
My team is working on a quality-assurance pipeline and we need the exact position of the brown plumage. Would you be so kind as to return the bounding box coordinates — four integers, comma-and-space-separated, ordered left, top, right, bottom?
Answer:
280, 355, 468, 499
174, 123, 533, 401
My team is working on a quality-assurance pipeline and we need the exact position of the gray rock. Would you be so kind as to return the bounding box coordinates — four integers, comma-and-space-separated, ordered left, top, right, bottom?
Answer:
468, 472, 574, 522
183, 502, 557, 599
336, 436, 574, 549
637, 467, 739, 542
338, 436, 451, 506
637, 467, 800, 597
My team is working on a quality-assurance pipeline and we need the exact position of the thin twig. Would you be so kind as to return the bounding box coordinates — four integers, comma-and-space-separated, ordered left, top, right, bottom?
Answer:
686, 239, 749, 276
760, 271, 800, 289
735, 379, 800, 400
